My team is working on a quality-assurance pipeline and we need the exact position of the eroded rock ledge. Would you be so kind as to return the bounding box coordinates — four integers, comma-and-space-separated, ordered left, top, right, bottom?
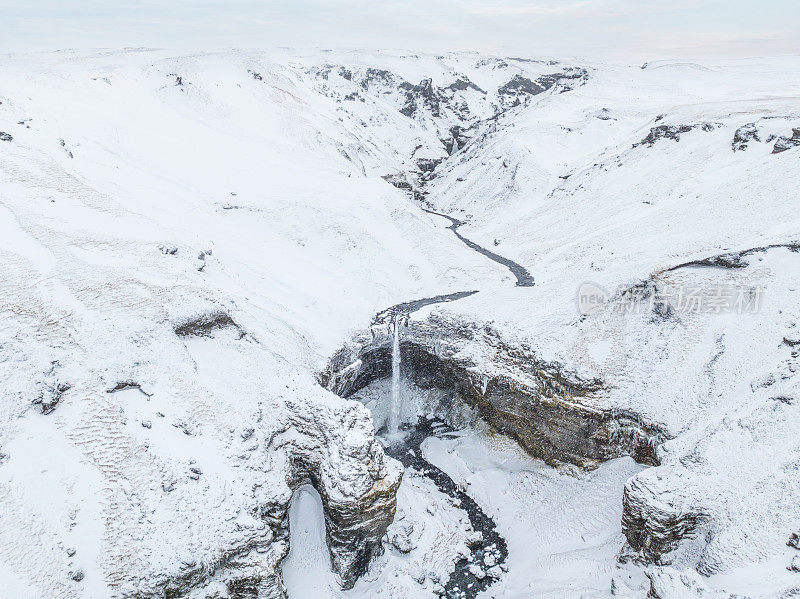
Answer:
153, 397, 402, 599
320, 313, 666, 470
621, 468, 709, 566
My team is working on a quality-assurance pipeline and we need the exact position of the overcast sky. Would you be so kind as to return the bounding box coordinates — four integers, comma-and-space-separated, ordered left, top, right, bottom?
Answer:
3, 0, 799, 60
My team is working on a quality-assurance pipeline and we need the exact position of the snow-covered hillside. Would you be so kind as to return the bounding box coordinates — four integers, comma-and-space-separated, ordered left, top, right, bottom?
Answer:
0, 48, 798, 599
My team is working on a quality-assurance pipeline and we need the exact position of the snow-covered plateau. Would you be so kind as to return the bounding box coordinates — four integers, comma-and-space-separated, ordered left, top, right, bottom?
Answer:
0, 48, 798, 599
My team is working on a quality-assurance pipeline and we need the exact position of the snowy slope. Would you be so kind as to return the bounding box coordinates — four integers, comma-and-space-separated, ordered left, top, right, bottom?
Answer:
0, 48, 798, 599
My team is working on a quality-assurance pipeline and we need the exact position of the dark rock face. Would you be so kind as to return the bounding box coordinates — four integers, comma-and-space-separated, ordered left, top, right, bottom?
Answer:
497, 68, 587, 106
323, 315, 666, 470
448, 125, 469, 153
416, 157, 443, 173
621, 471, 708, 564
159, 536, 283, 599
732, 122, 760, 151
446, 78, 485, 94
360, 67, 395, 91
635, 122, 720, 147
772, 127, 800, 154
381, 173, 413, 190
174, 311, 243, 337
497, 74, 545, 97
788, 532, 800, 549
0, 131, 12, 142
400, 78, 442, 117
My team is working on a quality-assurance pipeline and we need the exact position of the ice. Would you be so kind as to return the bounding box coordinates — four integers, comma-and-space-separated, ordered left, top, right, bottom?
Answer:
282, 486, 338, 599
389, 313, 403, 437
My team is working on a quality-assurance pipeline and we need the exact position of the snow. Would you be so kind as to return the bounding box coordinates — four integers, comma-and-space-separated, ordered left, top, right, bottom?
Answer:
0, 47, 798, 598
421, 429, 648, 598
282, 486, 339, 598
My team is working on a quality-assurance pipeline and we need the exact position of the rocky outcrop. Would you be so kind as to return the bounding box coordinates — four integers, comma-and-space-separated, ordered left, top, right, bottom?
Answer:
306, 61, 588, 158
497, 69, 587, 107
731, 122, 760, 151
174, 311, 244, 337
283, 437, 402, 589
772, 127, 800, 154
321, 314, 666, 469
154, 398, 402, 598
416, 157, 443, 173
381, 172, 413, 190
635, 122, 721, 147
400, 78, 442, 118
621, 468, 709, 565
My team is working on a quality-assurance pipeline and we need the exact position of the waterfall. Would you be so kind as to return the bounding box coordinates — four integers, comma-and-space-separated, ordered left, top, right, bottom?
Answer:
389, 313, 401, 437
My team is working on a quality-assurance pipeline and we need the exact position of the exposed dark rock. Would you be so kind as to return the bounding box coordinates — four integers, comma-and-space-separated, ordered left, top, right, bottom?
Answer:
323, 315, 666, 469
284, 452, 401, 590
153, 403, 401, 598
507, 57, 550, 65
360, 68, 395, 91
174, 311, 244, 338
772, 396, 794, 404
635, 122, 720, 147
107, 381, 152, 395
497, 69, 587, 105
732, 122, 760, 151
389, 525, 415, 553
400, 78, 441, 118
416, 157, 443, 173
381, 173, 412, 190
0, 131, 12, 142
446, 78, 485, 94
596, 108, 613, 120
158, 538, 280, 599
497, 75, 545, 98
59, 138, 74, 159
226, 577, 261, 598
622, 470, 709, 563
448, 125, 470, 153
788, 531, 800, 549
789, 556, 800, 573
772, 128, 800, 154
